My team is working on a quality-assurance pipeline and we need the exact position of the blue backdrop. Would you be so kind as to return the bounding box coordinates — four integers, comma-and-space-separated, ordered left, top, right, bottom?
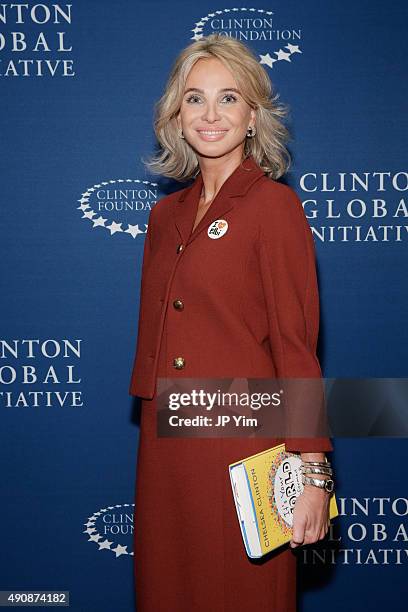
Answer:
1, 1, 407, 610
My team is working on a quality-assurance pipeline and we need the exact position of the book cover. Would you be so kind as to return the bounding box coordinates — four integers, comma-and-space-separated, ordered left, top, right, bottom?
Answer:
229, 443, 339, 558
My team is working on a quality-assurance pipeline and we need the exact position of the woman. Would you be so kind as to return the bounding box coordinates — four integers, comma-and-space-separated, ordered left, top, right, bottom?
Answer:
129, 33, 334, 612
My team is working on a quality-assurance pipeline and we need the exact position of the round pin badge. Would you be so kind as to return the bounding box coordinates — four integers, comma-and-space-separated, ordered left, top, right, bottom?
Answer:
207, 219, 229, 239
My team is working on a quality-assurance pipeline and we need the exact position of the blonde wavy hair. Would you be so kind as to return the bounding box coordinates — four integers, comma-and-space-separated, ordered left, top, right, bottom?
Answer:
143, 33, 292, 181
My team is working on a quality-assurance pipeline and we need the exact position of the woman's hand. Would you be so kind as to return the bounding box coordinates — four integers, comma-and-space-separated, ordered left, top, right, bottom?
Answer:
289, 483, 331, 548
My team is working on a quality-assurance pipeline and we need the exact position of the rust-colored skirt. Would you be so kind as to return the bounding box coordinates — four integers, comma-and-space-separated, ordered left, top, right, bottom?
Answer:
133, 324, 297, 612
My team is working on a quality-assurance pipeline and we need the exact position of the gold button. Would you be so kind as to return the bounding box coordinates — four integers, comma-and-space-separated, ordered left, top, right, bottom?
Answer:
177, 244, 184, 253
173, 299, 184, 310
173, 356, 185, 369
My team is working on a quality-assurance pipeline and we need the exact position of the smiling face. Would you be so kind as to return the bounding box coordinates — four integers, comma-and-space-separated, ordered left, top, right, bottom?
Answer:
176, 57, 256, 160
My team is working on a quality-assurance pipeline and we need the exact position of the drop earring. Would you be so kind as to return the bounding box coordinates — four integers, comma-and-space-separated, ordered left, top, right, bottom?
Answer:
246, 125, 256, 138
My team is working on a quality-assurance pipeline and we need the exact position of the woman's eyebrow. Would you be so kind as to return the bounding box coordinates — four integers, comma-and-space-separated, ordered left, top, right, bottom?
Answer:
183, 87, 241, 94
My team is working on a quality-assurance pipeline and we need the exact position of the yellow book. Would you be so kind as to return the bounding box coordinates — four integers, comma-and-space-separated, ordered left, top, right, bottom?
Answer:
229, 443, 339, 558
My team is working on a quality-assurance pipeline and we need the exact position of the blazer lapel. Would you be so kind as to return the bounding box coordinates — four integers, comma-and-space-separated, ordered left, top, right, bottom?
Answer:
173, 155, 265, 245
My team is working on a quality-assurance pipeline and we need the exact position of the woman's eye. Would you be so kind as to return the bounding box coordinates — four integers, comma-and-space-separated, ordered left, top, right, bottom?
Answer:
184, 93, 238, 104
221, 93, 238, 103
185, 94, 201, 104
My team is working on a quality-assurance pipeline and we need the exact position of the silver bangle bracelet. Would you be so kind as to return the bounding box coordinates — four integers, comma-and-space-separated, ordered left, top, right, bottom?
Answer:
302, 474, 335, 493
301, 465, 333, 475
301, 459, 331, 467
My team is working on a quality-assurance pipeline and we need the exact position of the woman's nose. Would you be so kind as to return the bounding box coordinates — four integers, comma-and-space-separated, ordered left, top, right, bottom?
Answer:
201, 102, 221, 122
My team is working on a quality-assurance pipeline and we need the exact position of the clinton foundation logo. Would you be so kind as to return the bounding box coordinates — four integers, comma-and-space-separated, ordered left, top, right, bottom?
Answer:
77, 178, 158, 239
191, 7, 302, 70
83, 503, 134, 558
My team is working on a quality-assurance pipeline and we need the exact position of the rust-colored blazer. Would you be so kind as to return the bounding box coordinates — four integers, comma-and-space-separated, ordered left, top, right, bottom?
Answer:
129, 155, 333, 453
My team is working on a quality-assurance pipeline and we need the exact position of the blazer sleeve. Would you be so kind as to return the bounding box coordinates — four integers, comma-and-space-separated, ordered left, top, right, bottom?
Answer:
128, 208, 155, 397
258, 184, 333, 453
